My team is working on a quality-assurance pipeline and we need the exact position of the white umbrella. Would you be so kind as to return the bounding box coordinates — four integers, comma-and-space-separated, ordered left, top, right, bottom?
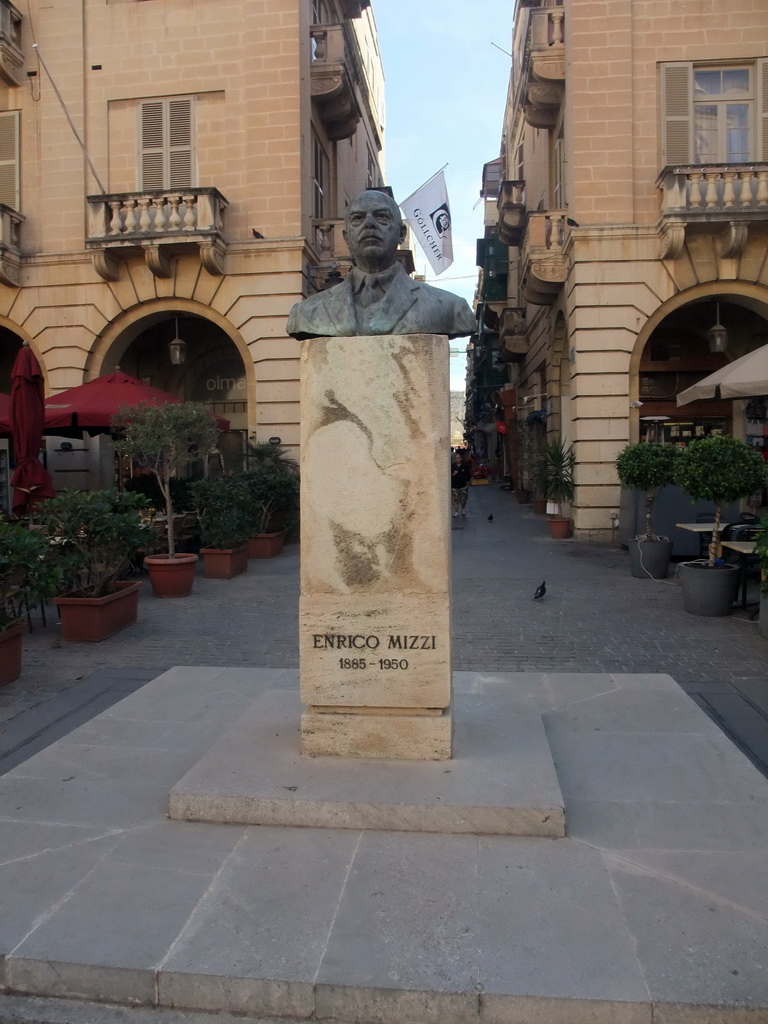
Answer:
676, 343, 768, 405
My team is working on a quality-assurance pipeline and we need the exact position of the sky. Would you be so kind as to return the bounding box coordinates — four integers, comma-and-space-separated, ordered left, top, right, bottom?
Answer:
371, 0, 514, 388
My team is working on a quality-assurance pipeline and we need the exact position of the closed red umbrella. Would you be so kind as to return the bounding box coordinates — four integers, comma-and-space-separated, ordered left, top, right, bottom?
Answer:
9, 343, 56, 517
0, 392, 10, 434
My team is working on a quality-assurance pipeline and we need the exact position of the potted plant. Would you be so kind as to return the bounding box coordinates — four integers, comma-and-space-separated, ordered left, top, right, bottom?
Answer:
36, 489, 150, 642
113, 402, 221, 597
189, 476, 251, 579
674, 435, 765, 616
616, 441, 679, 579
241, 466, 300, 558
753, 516, 768, 638
0, 522, 59, 684
538, 436, 575, 538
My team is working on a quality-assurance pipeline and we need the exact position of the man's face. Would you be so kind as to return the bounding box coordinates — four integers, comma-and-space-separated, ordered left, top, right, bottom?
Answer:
343, 192, 406, 273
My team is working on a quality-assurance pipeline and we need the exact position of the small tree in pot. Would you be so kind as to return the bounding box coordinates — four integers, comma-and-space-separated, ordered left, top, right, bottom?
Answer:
538, 436, 575, 537
113, 402, 221, 596
615, 442, 679, 578
189, 475, 251, 579
240, 466, 300, 557
36, 488, 151, 641
0, 522, 60, 682
674, 435, 765, 616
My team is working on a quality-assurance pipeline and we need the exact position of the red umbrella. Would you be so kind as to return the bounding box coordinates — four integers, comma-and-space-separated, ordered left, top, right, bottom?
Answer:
9, 343, 56, 517
44, 370, 184, 435
0, 392, 10, 434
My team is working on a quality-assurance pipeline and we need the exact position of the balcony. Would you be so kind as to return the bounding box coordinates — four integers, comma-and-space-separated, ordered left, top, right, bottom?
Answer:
339, 0, 370, 16
0, 0, 22, 86
513, 2, 565, 130
0, 202, 23, 286
521, 211, 569, 305
497, 181, 526, 246
310, 218, 414, 291
499, 306, 527, 359
656, 164, 768, 259
85, 188, 229, 281
310, 23, 361, 142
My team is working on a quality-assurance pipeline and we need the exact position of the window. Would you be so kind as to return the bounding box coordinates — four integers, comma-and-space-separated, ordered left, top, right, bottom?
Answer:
661, 60, 768, 165
0, 110, 19, 209
312, 131, 329, 219
366, 146, 378, 189
139, 97, 194, 190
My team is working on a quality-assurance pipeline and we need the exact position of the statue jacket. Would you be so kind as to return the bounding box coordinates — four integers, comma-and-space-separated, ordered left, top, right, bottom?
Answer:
286, 262, 475, 341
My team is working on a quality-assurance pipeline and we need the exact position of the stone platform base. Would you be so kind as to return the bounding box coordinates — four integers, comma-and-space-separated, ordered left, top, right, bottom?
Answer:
2, 668, 768, 1024
169, 684, 564, 836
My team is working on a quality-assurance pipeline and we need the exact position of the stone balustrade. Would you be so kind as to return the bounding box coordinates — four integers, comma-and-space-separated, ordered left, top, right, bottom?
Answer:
0, 0, 22, 85
658, 164, 768, 215
656, 164, 768, 259
522, 210, 569, 305
513, 2, 565, 128
85, 187, 228, 281
0, 202, 24, 286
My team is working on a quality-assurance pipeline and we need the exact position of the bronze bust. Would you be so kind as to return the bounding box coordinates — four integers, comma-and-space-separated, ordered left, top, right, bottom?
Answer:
286, 190, 475, 340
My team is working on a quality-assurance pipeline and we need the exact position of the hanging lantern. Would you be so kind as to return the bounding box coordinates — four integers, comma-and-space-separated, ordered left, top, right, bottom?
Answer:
169, 318, 187, 365
708, 301, 728, 354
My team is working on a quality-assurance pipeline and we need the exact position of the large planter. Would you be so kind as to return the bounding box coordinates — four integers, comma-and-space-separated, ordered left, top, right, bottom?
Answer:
628, 537, 673, 580
531, 497, 547, 514
548, 516, 572, 539
760, 591, 768, 639
54, 581, 142, 642
678, 561, 738, 617
0, 621, 25, 686
248, 531, 286, 559
200, 544, 249, 580
144, 553, 198, 597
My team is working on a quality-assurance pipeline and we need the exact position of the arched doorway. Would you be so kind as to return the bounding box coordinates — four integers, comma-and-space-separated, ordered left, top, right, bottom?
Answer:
637, 296, 768, 448
105, 311, 249, 474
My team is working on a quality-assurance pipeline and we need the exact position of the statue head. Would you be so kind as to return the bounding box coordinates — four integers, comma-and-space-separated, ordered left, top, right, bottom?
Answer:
343, 190, 407, 275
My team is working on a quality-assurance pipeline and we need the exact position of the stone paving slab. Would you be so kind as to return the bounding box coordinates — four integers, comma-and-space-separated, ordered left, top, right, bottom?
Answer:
1, 667, 767, 1023
168, 684, 565, 836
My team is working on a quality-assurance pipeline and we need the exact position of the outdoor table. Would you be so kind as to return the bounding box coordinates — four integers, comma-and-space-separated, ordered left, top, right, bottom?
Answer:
720, 539, 757, 609
675, 521, 731, 559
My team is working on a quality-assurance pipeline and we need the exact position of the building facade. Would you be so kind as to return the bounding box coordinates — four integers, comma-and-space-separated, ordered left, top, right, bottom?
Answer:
0, 0, 385, 495
468, 0, 768, 540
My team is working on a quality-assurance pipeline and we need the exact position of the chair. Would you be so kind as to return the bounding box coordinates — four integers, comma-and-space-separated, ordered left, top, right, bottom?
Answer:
721, 525, 762, 611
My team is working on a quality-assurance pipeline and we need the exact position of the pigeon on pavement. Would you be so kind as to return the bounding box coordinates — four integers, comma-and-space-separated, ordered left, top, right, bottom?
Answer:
533, 580, 546, 600
487, 514, 494, 522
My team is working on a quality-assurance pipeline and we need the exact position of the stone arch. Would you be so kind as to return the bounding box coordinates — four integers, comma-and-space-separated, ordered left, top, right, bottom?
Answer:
627, 281, 768, 442
0, 318, 41, 391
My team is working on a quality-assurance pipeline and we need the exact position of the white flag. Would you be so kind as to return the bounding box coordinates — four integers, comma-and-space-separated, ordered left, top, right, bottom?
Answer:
400, 169, 454, 276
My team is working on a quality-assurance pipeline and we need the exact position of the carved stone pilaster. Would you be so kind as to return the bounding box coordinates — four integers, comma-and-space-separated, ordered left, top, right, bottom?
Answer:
92, 250, 120, 282
199, 240, 226, 276
0, 252, 20, 287
144, 244, 172, 278
718, 220, 749, 259
659, 222, 686, 259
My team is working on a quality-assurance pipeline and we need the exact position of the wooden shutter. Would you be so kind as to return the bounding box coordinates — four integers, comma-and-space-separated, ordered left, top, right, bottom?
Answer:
139, 97, 193, 190
168, 98, 192, 188
661, 63, 692, 165
759, 59, 768, 161
0, 110, 20, 210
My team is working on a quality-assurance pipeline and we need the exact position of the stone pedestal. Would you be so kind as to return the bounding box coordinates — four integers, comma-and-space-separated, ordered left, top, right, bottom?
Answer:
299, 334, 452, 759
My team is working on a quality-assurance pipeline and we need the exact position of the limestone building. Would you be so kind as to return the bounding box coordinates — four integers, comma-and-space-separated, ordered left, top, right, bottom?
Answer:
0, 0, 385, 497
468, 0, 768, 540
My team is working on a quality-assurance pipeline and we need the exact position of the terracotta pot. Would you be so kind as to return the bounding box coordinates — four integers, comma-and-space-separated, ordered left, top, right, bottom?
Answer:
248, 531, 287, 559
200, 544, 249, 579
53, 581, 142, 643
548, 516, 572, 539
144, 553, 198, 597
531, 497, 547, 514
0, 620, 25, 686
515, 489, 531, 504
